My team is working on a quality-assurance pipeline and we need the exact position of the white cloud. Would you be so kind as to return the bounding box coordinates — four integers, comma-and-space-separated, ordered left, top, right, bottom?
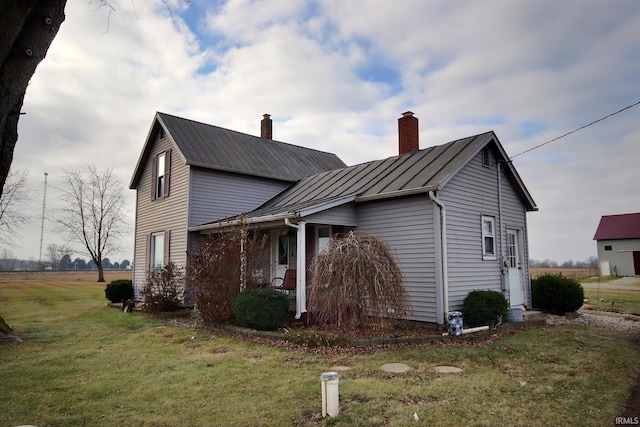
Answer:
7, 0, 640, 265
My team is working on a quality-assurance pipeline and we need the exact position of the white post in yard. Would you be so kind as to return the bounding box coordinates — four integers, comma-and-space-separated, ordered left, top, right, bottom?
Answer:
321, 371, 340, 417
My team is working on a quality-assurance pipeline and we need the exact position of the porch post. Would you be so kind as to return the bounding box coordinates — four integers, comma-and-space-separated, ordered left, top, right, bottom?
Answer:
296, 221, 307, 319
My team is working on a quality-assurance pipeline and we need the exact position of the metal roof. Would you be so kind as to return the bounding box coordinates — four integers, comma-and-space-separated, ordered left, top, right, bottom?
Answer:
130, 112, 347, 188
593, 212, 640, 240
255, 131, 537, 214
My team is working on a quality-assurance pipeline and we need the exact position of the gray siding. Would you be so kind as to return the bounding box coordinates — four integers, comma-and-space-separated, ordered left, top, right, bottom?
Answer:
189, 168, 290, 227
132, 135, 190, 298
357, 196, 437, 323
303, 203, 357, 226
439, 148, 531, 309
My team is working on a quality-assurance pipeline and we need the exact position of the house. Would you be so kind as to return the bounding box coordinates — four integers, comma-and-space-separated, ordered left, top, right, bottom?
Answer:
593, 212, 640, 276
129, 112, 346, 302
130, 111, 537, 326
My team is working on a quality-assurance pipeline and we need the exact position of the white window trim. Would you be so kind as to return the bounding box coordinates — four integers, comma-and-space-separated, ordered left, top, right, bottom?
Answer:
481, 215, 497, 260
156, 152, 166, 199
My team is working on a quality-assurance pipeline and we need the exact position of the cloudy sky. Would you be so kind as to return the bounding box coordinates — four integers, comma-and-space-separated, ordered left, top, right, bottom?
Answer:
9, 0, 640, 265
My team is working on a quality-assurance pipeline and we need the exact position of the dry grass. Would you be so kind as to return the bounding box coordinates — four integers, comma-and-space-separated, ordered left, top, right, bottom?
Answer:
1, 277, 638, 426
0, 270, 131, 282
530, 267, 598, 281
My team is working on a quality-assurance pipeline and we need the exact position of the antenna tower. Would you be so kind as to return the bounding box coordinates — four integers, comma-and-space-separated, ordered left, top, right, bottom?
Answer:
38, 172, 48, 266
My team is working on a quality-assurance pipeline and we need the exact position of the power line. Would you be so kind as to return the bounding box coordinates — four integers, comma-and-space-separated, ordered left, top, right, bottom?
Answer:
510, 100, 640, 160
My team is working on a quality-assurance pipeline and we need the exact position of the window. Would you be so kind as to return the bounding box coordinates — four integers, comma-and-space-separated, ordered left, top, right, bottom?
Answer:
317, 226, 331, 253
604, 245, 612, 251
481, 216, 496, 260
150, 232, 165, 269
156, 153, 166, 198
152, 149, 171, 200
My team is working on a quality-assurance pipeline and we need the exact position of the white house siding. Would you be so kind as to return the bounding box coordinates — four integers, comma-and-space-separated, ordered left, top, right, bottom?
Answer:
132, 135, 190, 299
189, 168, 290, 227
357, 196, 437, 323
596, 239, 640, 276
439, 147, 531, 310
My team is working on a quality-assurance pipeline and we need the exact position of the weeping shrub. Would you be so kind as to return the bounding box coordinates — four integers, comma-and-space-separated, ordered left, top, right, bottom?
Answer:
308, 231, 410, 329
104, 279, 133, 303
234, 287, 289, 330
462, 290, 509, 327
532, 273, 584, 315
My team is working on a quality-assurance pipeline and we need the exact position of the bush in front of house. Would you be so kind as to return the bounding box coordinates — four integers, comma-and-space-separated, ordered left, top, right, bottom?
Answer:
308, 231, 410, 329
187, 226, 268, 323
462, 290, 509, 327
532, 273, 584, 315
234, 287, 289, 331
141, 263, 183, 312
104, 279, 133, 303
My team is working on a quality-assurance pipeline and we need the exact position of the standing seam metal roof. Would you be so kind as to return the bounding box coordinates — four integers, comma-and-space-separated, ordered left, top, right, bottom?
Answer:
157, 112, 347, 181
258, 132, 499, 211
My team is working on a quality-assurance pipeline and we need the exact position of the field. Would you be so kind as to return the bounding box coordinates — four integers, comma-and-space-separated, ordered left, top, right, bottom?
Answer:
1, 275, 639, 426
530, 267, 599, 281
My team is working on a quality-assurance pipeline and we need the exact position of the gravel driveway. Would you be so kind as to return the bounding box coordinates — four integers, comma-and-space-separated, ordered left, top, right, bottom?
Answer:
546, 310, 640, 335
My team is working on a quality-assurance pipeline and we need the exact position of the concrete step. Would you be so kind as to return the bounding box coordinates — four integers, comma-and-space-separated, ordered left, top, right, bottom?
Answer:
523, 310, 545, 322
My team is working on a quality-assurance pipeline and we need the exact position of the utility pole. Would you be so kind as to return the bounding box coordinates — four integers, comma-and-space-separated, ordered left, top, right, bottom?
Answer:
38, 172, 48, 267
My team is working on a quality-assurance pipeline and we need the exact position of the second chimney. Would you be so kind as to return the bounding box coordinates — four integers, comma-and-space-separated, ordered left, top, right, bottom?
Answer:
261, 114, 272, 139
398, 111, 419, 154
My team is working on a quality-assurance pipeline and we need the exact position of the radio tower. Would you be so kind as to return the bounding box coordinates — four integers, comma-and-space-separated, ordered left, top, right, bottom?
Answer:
38, 172, 48, 267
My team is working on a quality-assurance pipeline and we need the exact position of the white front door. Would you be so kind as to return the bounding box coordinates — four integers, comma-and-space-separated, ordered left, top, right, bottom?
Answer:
271, 230, 289, 284
506, 228, 525, 307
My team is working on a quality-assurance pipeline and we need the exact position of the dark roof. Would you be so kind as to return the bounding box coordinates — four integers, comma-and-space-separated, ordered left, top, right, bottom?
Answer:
593, 213, 640, 240
130, 112, 346, 188
253, 131, 537, 215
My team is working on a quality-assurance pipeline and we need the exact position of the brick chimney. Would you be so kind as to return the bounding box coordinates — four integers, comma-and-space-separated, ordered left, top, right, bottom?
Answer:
261, 113, 272, 139
398, 111, 419, 154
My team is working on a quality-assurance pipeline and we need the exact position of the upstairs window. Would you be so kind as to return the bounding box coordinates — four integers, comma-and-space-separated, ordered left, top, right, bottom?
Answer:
152, 149, 171, 200
481, 216, 496, 260
604, 245, 612, 251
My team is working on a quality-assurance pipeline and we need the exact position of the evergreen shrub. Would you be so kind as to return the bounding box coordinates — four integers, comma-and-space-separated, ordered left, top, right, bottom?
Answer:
105, 279, 133, 303
532, 273, 584, 315
462, 290, 509, 327
234, 287, 289, 331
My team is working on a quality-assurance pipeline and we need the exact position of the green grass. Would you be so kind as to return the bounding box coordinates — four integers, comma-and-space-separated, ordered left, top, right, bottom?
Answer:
1, 279, 639, 426
583, 287, 640, 314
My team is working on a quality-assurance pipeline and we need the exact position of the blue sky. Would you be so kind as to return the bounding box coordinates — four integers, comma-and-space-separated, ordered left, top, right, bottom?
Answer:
8, 0, 640, 265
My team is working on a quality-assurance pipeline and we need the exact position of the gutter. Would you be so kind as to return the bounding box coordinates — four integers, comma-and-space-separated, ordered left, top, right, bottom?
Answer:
356, 185, 439, 203
429, 190, 449, 324
188, 212, 298, 233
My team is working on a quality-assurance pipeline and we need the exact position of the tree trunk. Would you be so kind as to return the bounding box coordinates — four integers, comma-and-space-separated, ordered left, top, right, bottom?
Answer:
0, 0, 67, 197
96, 258, 105, 282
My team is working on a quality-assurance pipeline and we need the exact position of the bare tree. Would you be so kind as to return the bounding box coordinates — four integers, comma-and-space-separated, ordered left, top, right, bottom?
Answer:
0, 168, 31, 245
46, 243, 72, 270
55, 165, 128, 282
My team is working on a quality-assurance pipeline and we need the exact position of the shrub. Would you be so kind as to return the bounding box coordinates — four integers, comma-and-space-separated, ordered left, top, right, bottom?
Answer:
462, 290, 509, 327
308, 231, 410, 328
532, 273, 584, 315
141, 263, 183, 312
234, 287, 289, 331
187, 225, 268, 323
104, 279, 133, 303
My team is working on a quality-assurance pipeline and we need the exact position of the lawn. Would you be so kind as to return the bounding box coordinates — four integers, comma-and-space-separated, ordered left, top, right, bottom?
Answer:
1, 276, 638, 427
583, 287, 640, 315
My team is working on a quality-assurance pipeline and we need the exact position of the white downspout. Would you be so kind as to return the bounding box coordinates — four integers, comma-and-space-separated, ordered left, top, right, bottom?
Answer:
429, 191, 449, 322
497, 161, 507, 292
285, 218, 307, 319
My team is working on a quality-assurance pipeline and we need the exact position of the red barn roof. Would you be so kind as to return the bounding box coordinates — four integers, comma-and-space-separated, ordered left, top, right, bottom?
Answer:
593, 212, 640, 240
